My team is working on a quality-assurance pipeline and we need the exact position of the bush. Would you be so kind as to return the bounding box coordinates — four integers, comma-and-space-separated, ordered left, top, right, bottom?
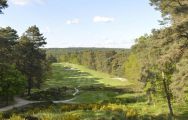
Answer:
125, 108, 138, 120
1, 102, 171, 120
25, 87, 74, 101
79, 85, 134, 93
9, 114, 23, 120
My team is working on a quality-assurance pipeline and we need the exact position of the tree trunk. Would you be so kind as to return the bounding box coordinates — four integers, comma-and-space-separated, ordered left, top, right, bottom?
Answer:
146, 90, 152, 105
6, 92, 9, 106
162, 71, 174, 119
6, 85, 10, 106
27, 87, 31, 96
27, 77, 32, 96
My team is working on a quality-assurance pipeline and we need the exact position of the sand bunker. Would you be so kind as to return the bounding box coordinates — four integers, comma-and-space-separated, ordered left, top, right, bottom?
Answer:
112, 77, 128, 82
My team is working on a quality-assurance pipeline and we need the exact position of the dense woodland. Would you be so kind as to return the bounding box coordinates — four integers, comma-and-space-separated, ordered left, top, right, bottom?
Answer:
47, 48, 130, 77
132, 0, 188, 117
0, 24, 49, 105
0, 0, 188, 119
0, 0, 49, 106
47, 0, 188, 118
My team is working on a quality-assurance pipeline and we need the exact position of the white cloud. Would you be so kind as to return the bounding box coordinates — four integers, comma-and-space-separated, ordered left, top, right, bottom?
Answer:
11, 0, 46, 6
11, 0, 30, 5
66, 19, 80, 25
93, 16, 115, 23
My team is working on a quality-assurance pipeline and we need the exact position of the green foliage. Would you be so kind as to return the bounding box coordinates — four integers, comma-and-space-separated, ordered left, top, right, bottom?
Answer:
0, 27, 18, 63
25, 25, 47, 47
26, 87, 74, 101
46, 48, 130, 77
171, 51, 188, 102
1, 0, 188, 119
0, 25, 48, 105
4, 102, 185, 120
124, 54, 141, 82
0, 26, 25, 106
127, 0, 188, 117
15, 26, 48, 95
0, 0, 8, 14
0, 27, 18, 43
47, 55, 58, 63
150, 0, 188, 23
0, 64, 26, 105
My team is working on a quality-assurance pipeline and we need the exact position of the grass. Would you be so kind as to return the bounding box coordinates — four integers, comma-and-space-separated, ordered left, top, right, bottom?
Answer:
42, 63, 188, 119
1, 62, 188, 120
36, 110, 123, 120
72, 91, 118, 103
43, 63, 132, 88
42, 63, 137, 104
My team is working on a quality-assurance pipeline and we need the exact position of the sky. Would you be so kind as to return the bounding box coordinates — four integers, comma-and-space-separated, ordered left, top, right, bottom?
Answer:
0, 0, 162, 48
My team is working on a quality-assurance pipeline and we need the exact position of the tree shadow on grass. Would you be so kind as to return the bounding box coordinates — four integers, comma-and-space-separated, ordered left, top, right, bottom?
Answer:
45, 65, 104, 88
175, 102, 188, 120
176, 111, 188, 120
43, 64, 139, 104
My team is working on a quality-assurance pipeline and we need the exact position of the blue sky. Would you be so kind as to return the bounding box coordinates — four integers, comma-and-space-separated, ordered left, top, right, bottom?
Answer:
0, 0, 162, 48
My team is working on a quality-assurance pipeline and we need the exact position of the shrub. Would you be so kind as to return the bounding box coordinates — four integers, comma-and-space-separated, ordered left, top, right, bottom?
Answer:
125, 108, 138, 120
26, 87, 74, 101
9, 114, 23, 120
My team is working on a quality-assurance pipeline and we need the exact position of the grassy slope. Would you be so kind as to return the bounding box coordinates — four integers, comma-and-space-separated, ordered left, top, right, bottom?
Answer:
44, 63, 188, 119
2, 63, 188, 120
44, 63, 132, 88
43, 63, 134, 103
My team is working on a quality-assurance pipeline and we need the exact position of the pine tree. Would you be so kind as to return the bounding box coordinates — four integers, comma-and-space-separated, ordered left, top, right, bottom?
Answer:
16, 26, 47, 96
0, 0, 8, 14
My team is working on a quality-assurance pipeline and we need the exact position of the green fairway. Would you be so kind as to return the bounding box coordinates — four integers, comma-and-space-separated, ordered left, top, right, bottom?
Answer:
44, 63, 132, 88
72, 91, 118, 103
42, 63, 188, 119
42, 63, 135, 103
1, 63, 188, 120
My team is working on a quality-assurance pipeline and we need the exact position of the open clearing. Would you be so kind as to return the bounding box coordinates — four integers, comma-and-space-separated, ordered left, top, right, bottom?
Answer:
42, 63, 135, 103
44, 63, 132, 88
1, 63, 188, 120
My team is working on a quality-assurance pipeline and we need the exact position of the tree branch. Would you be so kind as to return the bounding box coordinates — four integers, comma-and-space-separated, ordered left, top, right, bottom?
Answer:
177, 0, 184, 6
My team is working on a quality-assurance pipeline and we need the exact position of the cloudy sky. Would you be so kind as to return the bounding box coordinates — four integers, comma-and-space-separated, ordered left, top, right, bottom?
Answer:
0, 0, 162, 48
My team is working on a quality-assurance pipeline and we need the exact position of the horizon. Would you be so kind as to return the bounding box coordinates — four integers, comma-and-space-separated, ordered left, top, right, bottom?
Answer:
0, 0, 162, 48
45, 46, 130, 49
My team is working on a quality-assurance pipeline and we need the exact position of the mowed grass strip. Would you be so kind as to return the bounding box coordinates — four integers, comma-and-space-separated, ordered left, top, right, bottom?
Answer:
44, 63, 132, 88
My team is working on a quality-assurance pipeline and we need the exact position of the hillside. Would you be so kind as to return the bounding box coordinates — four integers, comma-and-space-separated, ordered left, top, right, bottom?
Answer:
0, 0, 188, 120
1, 63, 187, 120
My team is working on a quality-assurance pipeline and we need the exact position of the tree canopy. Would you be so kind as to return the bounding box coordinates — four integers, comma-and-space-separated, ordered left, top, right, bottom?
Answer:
0, 0, 8, 14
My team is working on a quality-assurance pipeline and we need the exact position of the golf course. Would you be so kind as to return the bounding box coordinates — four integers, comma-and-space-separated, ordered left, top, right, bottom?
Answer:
1, 0, 188, 119
1, 63, 187, 120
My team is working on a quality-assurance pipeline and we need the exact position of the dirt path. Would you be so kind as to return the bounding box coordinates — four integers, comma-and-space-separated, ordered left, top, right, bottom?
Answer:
53, 88, 79, 104
0, 88, 79, 112
0, 97, 39, 112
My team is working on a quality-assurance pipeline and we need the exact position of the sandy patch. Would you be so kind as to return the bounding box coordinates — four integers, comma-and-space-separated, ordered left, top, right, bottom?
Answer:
64, 68, 77, 71
112, 77, 128, 82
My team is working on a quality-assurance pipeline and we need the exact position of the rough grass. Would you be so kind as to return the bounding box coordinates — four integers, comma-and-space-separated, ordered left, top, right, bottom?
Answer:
3, 102, 187, 120
1, 63, 188, 120
42, 63, 188, 119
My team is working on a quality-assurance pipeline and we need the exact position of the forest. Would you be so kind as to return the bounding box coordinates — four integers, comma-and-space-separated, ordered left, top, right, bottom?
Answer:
46, 48, 130, 77
0, 0, 188, 120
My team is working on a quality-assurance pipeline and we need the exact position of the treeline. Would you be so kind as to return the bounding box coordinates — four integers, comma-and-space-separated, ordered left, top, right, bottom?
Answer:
0, 24, 49, 105
124, 0, 188, 118
47, 48, 130, 77
47, 0, 188, 118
